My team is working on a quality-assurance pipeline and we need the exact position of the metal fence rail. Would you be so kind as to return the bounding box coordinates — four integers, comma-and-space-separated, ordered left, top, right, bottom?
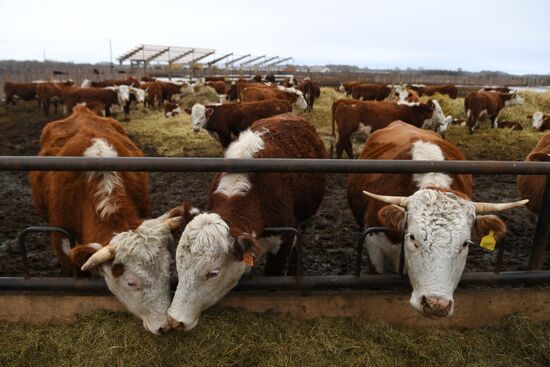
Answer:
1, 156, 549, 281
1, 156, 550, 174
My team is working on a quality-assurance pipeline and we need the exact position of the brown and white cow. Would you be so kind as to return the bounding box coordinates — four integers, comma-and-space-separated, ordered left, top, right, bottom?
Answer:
518, 132, 550, 214
240, 85, 308, 110
167, 113, 327, 331
347, 121, 527, 317
481, 86, 511, 93
205, 81, 227, 95
164, 102, 182, 117
530, 112, 550, 131
159, 81, 194, 102
185, 99, 292, 148
464, 91, 524, 133
3, 81, 37, 106
330, 98, 448, 158
351, 83, 391, 101
496, 120, 523, 130
61, 86, 119, 116
142, 81, 163, 109
29, 105, 188, 334
338, 81, 361, 97
36, 81, 74, 115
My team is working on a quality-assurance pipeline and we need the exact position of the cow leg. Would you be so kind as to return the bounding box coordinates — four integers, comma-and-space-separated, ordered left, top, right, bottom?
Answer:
43, 100, 50, 116
345, 140, 354, 159
336, 138, 346, 159
492, 115, 499, 128
105, 103, 112, 117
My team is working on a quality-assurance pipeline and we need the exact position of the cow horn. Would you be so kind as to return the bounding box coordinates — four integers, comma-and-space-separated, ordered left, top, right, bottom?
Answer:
164, 216, 183, 230
473, 199, 529, 213
363, 191, 409, 207
81, 244, 115, 272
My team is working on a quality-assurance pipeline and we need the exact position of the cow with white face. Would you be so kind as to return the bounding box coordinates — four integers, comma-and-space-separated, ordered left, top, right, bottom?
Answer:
168, 113, 327, 331
29, 105, 191, 334
347, 121, 527, 317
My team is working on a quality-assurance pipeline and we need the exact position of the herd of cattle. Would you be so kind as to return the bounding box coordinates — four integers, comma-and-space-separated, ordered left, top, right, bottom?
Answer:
2, 74, 550, 334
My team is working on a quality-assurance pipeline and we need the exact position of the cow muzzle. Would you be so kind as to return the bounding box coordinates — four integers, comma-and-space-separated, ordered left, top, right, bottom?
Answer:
420, 295, 453, 317
167, 315, 186, 332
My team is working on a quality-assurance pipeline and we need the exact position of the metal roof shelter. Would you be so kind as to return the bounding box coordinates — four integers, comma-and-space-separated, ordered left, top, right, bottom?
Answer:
118, 44, 293, 75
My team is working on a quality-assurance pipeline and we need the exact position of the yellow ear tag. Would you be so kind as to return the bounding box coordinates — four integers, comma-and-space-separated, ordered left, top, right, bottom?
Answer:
480, 230, 496, 251
243, 251, 254, 267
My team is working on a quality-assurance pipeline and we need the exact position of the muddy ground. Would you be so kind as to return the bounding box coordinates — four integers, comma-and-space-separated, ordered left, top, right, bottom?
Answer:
0, 101, 547, 277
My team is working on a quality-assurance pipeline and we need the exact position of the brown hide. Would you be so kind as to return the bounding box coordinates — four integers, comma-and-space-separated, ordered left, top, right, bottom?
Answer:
29, 105, 150, 274
347, 121, 472, 240
207, 113, 327, 275
518, 133, 550, 213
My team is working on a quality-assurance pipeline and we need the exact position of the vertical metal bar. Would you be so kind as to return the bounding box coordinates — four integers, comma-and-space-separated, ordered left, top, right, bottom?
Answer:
528, 175, 550, 270
17, 226, 76, 279
494, 237, 507, 273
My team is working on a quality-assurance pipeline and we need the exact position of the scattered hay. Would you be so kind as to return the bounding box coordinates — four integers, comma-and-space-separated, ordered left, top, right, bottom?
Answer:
124, 106, 223, 157
0, 310, 548, 367
178, 86, 220, 109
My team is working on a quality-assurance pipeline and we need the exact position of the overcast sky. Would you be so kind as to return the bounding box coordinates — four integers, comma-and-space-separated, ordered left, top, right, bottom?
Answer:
1, 0, 549, 75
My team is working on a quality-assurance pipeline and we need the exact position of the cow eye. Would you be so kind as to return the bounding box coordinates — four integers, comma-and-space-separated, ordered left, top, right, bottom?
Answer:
127, 281, 137, 287
408, 234, 415, 241
206, 268, 220, 280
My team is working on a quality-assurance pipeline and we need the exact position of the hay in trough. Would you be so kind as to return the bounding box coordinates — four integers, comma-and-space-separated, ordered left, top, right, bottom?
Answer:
0, 310, 548, 366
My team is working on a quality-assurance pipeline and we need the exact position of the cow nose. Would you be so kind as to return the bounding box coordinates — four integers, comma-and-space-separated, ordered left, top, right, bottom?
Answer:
167, 315, 186, 332
421, 295, 453, 317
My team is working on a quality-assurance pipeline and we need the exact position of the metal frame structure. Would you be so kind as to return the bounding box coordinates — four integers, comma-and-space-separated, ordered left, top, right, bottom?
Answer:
0, 156, 550, 276
117, 45, 293, 76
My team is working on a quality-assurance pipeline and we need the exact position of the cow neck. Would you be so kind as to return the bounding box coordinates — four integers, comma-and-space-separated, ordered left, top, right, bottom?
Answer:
210, 192, 264, 240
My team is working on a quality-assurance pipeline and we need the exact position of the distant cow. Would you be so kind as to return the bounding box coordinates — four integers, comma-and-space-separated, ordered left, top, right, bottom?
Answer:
265, 74, 276, 83
338, 81, 361, 97
141, 81, 163, 109
205, 81, 227, 95
518, 132, 550, 213
252, 74, 263, 82
159, 81, 193, 102
347, 120, 526, 316
3, 81, 37, 106
464, 91, 524, 134
331, 99, 448, 158
410, 84, 458, 99
90, 77, 140, 88
36, 81, 74, 115
185, 99, 292, 147
351, 83, 391, 101
61, 86, 119, 117
205, 76, 225, 82
240, 85, 308, 110
496, 120, 523, 130
164, 102, 182, 117
297, 78, 321, 112
530, 112, 550, 131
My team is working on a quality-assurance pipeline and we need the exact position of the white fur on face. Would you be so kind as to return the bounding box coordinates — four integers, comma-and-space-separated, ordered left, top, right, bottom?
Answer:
180, 84, 194, 97
191, 103, 208, 132
338, 83, 345, 92
404, 190, 473, 317
130, 87, 145, 103
533, 111, 544, 129
296, 94, 308, 110
116, 85, 130, 105
84, 138, 122, 219
411, 141, 453, 189
168, 213, 247, 331
215, 129, 265, 197
422, 100, 446, 132
505, 94, 524, 106
100, 216, 174, 334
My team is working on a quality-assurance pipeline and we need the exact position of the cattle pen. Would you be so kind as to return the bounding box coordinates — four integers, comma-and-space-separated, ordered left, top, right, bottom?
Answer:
0, 156, 549, 328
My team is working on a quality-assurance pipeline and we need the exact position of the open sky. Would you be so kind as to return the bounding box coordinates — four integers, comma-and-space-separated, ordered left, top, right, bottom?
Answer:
1, 0, 549, 75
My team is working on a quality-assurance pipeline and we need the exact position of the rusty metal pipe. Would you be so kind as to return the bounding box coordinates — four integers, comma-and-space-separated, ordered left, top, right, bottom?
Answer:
1, 156, 550, 175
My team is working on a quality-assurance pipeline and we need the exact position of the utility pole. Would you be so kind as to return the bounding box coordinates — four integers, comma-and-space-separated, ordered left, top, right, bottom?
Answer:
109, 39, 114, 79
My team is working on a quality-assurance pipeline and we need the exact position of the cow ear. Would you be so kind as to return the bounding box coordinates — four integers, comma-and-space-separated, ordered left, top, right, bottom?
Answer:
164, 201, 200, 232
472, 215, 507, 243
232, 232, 260, 262
206, 108, 214, 117
69, 243, 102, 268
184, 107, 192, 115
377, 205, 406, 231
427, 100, 435, 110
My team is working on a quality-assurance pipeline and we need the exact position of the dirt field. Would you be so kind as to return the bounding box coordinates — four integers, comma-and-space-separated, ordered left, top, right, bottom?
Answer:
0, 89, 548, 278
